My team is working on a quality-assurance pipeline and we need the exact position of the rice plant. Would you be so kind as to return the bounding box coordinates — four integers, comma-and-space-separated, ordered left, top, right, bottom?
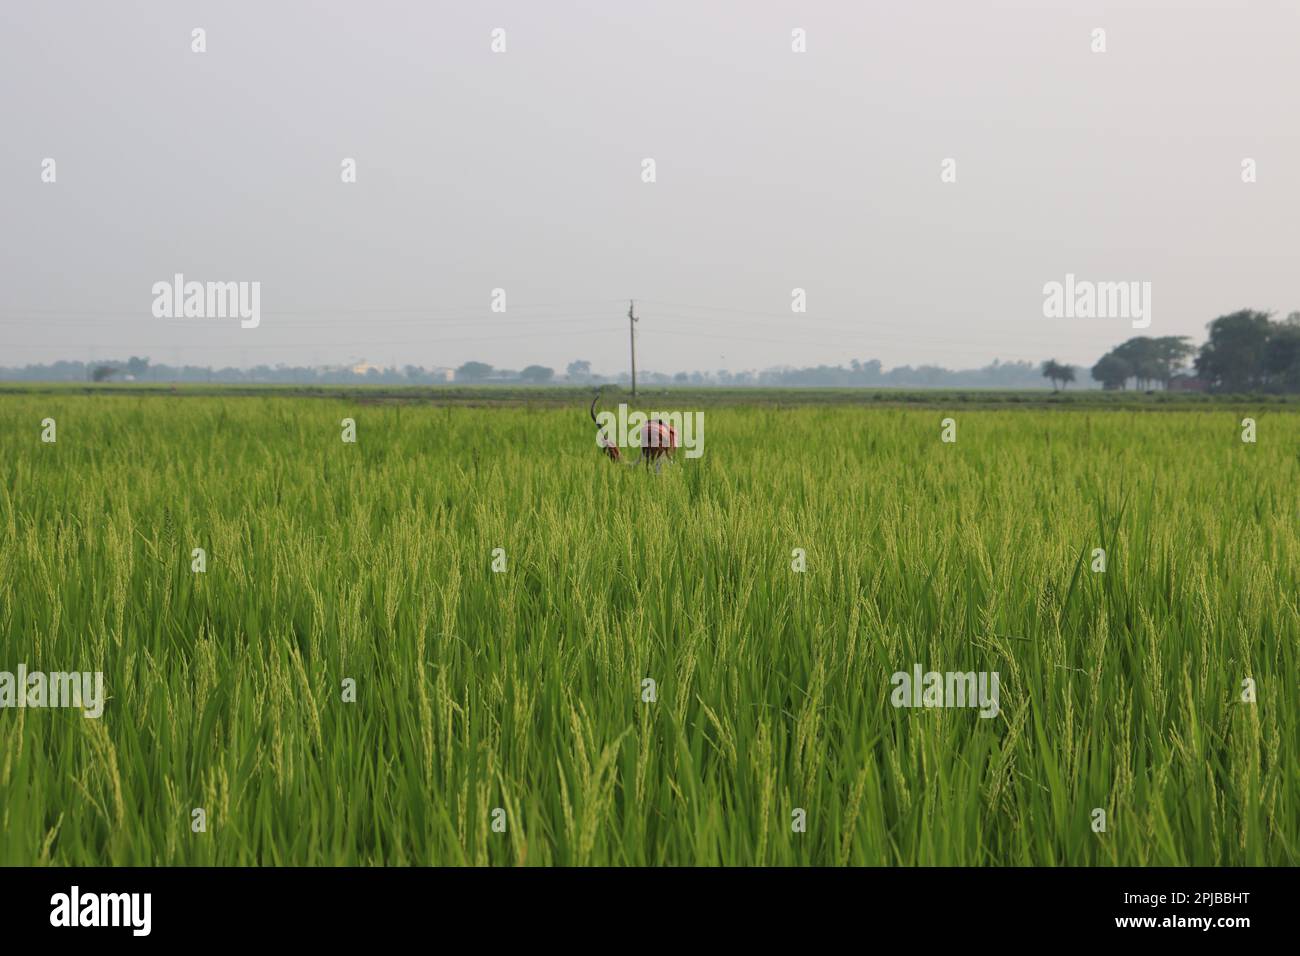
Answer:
0, 391, 1295, 865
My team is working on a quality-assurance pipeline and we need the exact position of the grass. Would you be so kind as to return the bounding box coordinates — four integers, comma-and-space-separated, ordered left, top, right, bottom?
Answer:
6, 380, 1300, 409
0, 390, 1296, 865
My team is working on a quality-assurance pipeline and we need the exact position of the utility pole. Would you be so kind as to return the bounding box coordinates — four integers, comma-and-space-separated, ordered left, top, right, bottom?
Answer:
628, 299, 639, 396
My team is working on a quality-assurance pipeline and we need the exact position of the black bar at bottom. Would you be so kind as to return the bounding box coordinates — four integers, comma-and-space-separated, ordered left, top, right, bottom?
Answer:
0, 866, 1278, 942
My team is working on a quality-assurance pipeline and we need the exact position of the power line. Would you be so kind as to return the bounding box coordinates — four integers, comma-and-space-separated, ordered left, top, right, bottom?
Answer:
0, 294, 1096, 362
0, 325, 623, 353
0, 298, 626, 317
0, 311, 622, 329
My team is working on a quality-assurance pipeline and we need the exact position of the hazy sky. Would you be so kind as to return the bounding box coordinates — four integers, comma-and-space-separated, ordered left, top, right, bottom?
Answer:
2, 0, 1297, 373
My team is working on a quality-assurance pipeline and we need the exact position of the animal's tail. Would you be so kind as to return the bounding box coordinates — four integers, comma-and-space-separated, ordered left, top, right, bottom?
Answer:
590, 389, 622, 462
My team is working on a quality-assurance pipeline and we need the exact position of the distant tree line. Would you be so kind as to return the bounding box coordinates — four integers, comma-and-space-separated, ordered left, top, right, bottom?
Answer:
4, 309, 1298, 392
1090, 336, 1198, 390
457, 358, 1067, 389
0, 356, 1066, 389
1091, 310, 1300, 392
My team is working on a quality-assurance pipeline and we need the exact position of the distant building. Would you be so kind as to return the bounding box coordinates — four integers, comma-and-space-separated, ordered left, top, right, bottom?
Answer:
429, 367, 455, 382
1168, 375, 1207, 392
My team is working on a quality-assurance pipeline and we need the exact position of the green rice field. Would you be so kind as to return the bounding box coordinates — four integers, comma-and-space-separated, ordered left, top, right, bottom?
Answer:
0, 388, 1296, 865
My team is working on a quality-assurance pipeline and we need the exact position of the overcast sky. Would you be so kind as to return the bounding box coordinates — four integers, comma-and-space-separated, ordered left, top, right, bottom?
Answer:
2, 0, 1297, 374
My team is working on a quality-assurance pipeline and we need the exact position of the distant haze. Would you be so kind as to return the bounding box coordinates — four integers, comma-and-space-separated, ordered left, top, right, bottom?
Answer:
2, 0, 1297, 374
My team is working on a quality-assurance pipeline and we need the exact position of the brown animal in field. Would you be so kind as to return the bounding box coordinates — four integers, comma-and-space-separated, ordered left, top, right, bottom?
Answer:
590, 394, 681, 469
638, 418, 679, 468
